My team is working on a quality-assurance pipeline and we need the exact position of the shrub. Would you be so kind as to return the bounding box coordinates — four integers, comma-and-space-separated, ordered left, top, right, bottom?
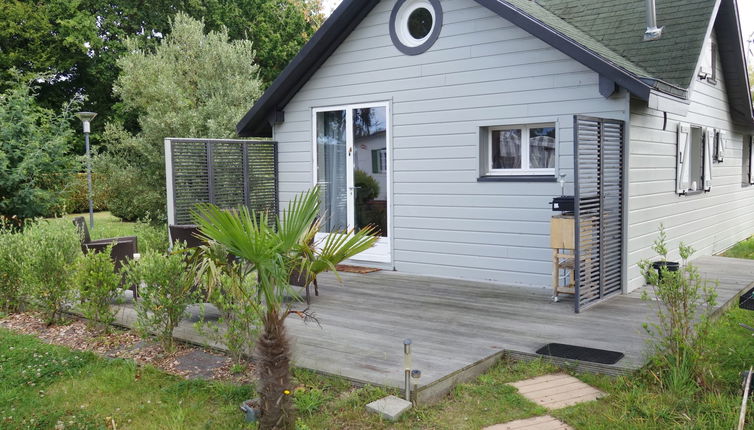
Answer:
74, 245, 121, 332
124, 243, 197, 352
134, 220, 169, 254
21, 219, 81, 324
61, 173, 109, 214
0, 223, 25, 312
640, 225, 718, 390
194, 242, 261, 364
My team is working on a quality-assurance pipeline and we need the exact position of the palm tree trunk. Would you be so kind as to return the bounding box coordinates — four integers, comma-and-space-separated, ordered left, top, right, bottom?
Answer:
257, 307, 294, 430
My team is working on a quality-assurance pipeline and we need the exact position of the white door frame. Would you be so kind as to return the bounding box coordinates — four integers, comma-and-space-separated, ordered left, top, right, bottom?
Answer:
311, 101, 392, 264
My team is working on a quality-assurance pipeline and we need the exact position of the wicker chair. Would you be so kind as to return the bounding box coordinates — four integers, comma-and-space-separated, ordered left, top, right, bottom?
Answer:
290, 268, 319, 305
169, 224, 205, 248
72, 216, 139, 298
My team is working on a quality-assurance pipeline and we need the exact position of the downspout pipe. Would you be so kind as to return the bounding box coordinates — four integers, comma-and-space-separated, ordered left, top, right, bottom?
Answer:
644, 0, 663, 41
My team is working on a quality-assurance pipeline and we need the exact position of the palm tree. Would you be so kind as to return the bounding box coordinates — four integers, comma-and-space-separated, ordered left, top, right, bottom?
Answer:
193, 187, 378, 430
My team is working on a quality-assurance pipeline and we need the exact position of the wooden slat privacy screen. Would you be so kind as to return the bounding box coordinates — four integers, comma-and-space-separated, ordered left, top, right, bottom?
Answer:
573, 116, 625, 312
165, 138, 278, 225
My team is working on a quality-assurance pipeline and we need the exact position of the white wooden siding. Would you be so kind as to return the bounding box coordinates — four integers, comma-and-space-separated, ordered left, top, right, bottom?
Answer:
274, 0, 629, 287
626, 32, 754, 291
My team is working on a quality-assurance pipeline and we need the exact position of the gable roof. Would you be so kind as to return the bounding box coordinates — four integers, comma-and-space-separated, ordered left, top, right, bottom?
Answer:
237, 0, 754, 137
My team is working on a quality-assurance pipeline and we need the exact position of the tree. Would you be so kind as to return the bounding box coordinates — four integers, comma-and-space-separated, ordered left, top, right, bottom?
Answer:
193, 187, 378, 430
101, 13, 263, 222
0, 0, 323, 142
0, 74, 79, 219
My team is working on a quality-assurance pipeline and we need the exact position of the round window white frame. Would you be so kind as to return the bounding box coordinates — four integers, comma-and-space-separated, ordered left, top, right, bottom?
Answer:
389, 0, 443, 55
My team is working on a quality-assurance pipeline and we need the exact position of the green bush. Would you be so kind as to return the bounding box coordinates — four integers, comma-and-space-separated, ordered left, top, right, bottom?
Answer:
194, 242, 261, 364
0, 223, 25, 312
21, 219, 81, 324
61, 173, 109, 214
74, 245, 121, 332
124, 243, 197, 352
0, 74, 80, 219
134, 220, 169, 254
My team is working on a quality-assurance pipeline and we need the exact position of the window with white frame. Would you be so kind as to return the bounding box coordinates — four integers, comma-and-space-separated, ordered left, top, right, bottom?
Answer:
484, 124, 556, 175
676, 123, 713, 194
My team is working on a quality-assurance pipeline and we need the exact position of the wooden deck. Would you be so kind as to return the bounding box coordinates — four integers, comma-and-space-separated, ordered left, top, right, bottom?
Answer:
111, 255, 754, 404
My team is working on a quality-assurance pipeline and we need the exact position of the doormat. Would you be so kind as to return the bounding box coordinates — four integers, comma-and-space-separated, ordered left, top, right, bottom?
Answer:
740, 286, 754, 310
536, 343, 624, 365
335, 264, 381, 274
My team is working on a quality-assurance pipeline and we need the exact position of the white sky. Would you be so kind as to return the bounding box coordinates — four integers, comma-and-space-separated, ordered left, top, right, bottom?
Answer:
322, 0, 753, 63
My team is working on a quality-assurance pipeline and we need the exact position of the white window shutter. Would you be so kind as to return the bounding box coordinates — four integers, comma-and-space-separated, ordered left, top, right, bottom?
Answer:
749, 136, 754, 184
676, 123, 691, 194
703, 127, 713, 191
716, 129, 726, 162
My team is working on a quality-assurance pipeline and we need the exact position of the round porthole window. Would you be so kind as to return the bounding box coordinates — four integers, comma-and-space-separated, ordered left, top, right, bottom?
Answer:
389, 0, 443, 55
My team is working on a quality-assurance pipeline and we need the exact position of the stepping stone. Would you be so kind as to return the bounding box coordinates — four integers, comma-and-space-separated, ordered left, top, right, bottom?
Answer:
365, 395, 412, 421
508, 373, 604, 409
484, 415, 573, 429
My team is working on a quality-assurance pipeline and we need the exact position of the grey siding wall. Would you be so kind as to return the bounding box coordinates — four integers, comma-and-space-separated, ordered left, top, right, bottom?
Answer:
626, 33, 754, 291
275, 0, 630, 287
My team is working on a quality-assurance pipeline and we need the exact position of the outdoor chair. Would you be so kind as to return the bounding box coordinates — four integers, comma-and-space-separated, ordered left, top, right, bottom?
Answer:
290, 268, 319, 305
169, 224, 206, 249
72, 216, 139, 298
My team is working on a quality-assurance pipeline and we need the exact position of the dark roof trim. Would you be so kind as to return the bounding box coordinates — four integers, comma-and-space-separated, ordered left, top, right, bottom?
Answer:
236, 0, 381, 137
715, 0, 754, 127
474, 0, 655, 101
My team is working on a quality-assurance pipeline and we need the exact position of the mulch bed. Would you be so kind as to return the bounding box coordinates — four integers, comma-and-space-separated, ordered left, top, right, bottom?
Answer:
0, 312, 255, 385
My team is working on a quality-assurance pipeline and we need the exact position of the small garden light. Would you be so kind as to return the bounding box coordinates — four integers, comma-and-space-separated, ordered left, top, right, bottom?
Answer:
75, 111, 97, 229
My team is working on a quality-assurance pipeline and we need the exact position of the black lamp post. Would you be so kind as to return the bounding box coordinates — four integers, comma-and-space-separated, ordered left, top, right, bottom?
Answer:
75, 111, 97, 229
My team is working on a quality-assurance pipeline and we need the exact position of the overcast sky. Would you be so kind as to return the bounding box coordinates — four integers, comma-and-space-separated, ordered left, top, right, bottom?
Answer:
321, 0, 754, 63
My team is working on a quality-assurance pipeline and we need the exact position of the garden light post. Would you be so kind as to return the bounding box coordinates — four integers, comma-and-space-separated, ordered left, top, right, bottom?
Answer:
75, 112, 97, 229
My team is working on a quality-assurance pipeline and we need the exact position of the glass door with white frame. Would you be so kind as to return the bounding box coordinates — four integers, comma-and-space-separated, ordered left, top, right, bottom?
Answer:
314, 103, 390, 263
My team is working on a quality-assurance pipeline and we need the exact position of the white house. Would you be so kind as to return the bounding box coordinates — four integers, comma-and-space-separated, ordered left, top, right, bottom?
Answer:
236, 0, 754, 310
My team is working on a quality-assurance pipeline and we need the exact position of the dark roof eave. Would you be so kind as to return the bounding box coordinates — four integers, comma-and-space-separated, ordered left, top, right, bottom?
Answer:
236, 0, 381, 137
715, 0, 754, 128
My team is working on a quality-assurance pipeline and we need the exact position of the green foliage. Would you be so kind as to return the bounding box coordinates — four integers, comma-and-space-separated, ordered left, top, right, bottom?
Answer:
639, 225, 718, 392
193, 187, 379, 429
194, 242, 261, 364
100, 14, 264, 222
725, 235, 754, 260
124, 243, 197, 352
61, 173, 109, 214
0, 74, 79, 219
354, 169, 386, 234
133, 220, 170, 254
74, 245, 121, 333
20, 219, 82, 324
293, 387, 327, 415
0, 223, 25, 312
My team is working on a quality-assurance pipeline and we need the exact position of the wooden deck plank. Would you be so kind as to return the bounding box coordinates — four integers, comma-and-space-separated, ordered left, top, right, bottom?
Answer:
105, 255, 752, 404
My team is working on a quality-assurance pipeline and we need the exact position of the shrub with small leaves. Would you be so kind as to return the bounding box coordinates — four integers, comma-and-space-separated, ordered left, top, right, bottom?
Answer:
21, 219, 81, 324
133, 220, 169, 254
0, 223, 25, 313
124, 243, 197, 352
74, 245, 121, 333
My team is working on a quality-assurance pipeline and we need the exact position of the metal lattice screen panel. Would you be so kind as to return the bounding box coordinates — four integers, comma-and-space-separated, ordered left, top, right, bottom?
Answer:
573, 116, 625, 312
165, 138, 278, 225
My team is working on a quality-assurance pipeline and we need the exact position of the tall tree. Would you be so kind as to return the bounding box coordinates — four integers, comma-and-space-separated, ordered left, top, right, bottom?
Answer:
0, 0, 323, 142
99, 13, 263, 222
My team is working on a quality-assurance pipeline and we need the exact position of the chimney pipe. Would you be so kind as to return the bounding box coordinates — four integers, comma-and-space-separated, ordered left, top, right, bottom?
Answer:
644, 0, 663, 41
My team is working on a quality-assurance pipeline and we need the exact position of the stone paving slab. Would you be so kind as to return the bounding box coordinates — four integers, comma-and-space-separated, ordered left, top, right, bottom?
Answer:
365, 395, 412, 421
483, 415, 574, 430
508, 373, 604, 409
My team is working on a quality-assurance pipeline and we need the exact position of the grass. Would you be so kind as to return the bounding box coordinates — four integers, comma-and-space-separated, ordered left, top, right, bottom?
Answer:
0, 327, 254, 429
723, 235, 754, 259
3, 307, 754, 429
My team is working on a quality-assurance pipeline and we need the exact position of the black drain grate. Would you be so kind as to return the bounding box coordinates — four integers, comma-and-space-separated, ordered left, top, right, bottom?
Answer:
536, 343, 624, 365
740, 287, 754, 311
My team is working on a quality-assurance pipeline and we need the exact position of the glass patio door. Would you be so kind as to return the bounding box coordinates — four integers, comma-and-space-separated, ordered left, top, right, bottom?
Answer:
314, 103, 390, 263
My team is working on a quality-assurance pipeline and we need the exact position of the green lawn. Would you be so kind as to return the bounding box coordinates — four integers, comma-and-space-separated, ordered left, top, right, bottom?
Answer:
0, 327, 253, 429
4, 307, 753, 429
724, 236, 754, 260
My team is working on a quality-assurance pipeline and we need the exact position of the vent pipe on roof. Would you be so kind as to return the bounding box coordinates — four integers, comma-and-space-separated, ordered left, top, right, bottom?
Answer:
644, 0, 663, 41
